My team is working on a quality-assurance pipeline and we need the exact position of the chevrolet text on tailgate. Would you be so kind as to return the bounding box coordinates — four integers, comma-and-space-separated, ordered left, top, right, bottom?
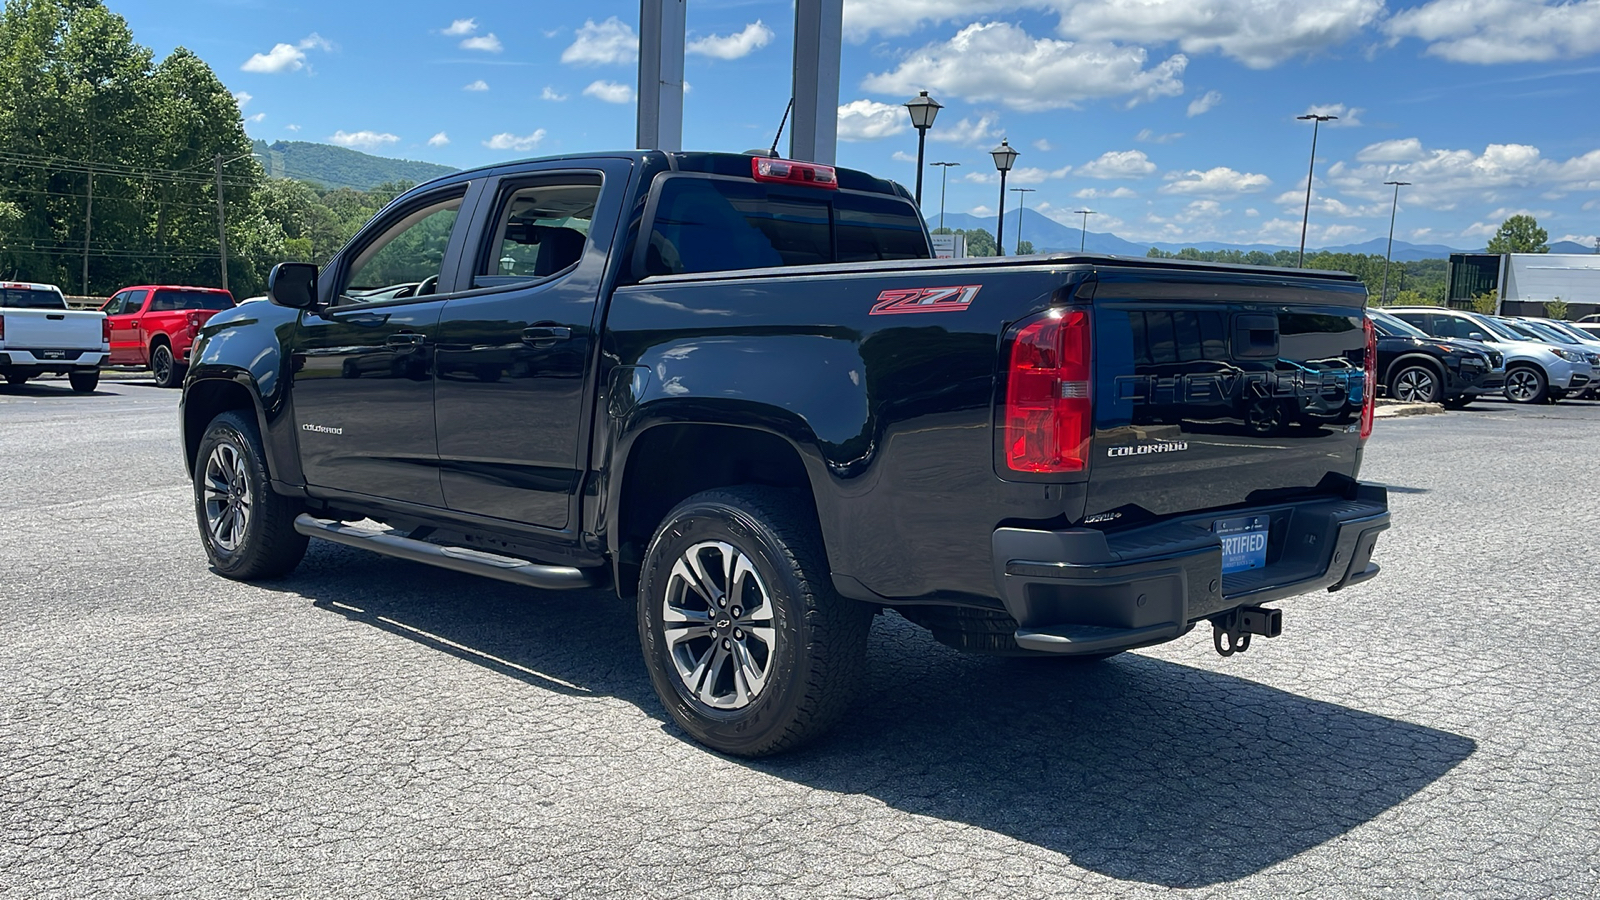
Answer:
179, 150, 1390, 755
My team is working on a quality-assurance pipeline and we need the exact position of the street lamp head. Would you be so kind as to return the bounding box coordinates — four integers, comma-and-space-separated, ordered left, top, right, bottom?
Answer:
904, 91, 943, 130
1384, 180, 1412, 187
930, 161, 960, 169
990, 138, 1018, 173
1297, 114, 1338, 122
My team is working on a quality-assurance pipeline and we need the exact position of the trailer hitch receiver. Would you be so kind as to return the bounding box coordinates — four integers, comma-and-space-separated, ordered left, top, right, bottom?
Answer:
1211, 605, 1282, 656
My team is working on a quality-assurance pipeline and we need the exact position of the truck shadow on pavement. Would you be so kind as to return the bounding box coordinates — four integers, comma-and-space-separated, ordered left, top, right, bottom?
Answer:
281, 542, 1475, 889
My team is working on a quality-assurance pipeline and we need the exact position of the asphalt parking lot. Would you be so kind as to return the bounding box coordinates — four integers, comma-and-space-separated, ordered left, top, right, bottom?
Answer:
2, 377, 1597, 899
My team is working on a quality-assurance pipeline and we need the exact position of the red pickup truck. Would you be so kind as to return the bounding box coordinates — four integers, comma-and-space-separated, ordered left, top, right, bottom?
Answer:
101, 285, 234, 387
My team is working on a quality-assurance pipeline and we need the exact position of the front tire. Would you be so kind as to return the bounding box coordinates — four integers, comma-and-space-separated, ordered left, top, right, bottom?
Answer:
1390, 364, 1441, 403
638, 487, 872, 757
150, 343, 182, 388
193, 410, 308, 580
1504, 366, 1548, 404
68, 370, 99, 393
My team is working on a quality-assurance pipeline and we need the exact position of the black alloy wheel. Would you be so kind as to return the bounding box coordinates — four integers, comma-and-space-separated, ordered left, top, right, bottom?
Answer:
151, 343, 181, 388
193, 410, 308, 579
1391, 365, 1441, 403
1504, 367, 1548, 404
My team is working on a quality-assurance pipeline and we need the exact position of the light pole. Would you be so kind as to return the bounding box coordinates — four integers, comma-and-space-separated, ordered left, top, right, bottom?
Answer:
904, 91, 943, 208
930, 161, 960, 232
1010, 187, 1036, 254
1296, 113, 1337, 268
1074, 208, 1096, 252
990, 139, 1018, 257
1380, 180, 1411, 304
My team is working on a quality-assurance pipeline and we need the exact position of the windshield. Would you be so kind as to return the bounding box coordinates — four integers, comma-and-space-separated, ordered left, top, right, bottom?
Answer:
1541, 320, 1600, 343
0, 287, 65, 309
1520, 320, 1584, 344
1369, 309, 1429, 339
1469, 315, 1525, 342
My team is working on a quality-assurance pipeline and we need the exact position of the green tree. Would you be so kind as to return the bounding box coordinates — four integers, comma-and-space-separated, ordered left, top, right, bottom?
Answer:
1545, 297, 1569, 320
1389, 289, 1426, 307
1486, 215, 1549, 254
1016, 239, 1035, 255
962, 228, 996, 257
1471, 289, 1499, 315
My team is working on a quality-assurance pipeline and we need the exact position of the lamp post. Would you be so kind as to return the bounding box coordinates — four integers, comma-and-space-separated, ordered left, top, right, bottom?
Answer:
930, 161, 960, 233
1296, 113, 1337, 268
1010, 187, 1036, 254
990, 139, 1018, 257
1074, 208, 1096, 252
1380, 180, 1411, 304
903, 91, 943, 208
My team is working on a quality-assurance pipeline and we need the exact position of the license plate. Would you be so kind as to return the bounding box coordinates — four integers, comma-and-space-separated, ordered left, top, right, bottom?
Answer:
1214, 515, 1269, 574
40, 350, 64, 359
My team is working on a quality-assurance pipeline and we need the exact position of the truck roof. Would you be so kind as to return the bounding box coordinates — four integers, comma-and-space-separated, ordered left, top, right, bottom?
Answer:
0, 281, 63, 292
111, 284, 232, 294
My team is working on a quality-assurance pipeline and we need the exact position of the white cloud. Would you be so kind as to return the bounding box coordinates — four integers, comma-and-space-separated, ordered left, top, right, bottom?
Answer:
1033, 138, 1053, 151
461, 34, 503, 53
232, 91, 252, 108
837, 100, 908, 142
928, 114, 1000, 146
1135, 128, 1183, 144
241, 34, 331, 74
844, 0, 1014, 39
1245, 208, 1259, 217
1272, 192, 1387, 218
541, 86, 568, 101
285, 124, 300, 132
1303, 103, 1362, 126
1075, 186, 1138, 199
1556, 233, 1599, 246
963, 165, 1072, 185
1057, 0, 1384, 69
1079, 149, 1156, 179
687, 21, 774, 60
860, 22, 1186, 112
442, 18, 477, 37
969, 204, 994, 216
484, 130, 548, 151
563, 17, 638, 66
583, 80, 635, 104
464, 79, 489, 91
1324, 141, 1600, 211
245, 112, 266, 124
428, 131, 450, 147
1387, 0, 1600, 64
1356, 137, 1426, 163
1161, 166, 1272, 194
329, 130, 400, 150
891, 150, 918, 163
1187, 90, 1222, 117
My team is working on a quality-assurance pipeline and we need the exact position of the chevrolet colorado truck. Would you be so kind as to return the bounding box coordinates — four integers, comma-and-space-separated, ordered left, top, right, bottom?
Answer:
180, 151, 1390, 756
0, 281, 107, 392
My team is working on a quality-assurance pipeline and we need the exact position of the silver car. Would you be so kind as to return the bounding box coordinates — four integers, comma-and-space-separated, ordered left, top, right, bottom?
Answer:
1387, 307, 1591, 404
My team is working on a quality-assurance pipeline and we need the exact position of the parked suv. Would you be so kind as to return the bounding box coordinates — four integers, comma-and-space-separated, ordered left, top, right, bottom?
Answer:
101, 286, 235, 387
1500, 317, 1600, 399
1368, 308, 1503, 408
1387, 307, 1589, 404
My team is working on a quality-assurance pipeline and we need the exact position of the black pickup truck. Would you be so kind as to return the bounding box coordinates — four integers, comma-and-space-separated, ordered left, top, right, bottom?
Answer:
181, 150, 1389, 756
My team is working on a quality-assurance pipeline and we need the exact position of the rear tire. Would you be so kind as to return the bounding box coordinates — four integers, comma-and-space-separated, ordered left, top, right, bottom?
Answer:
193, 410, 308, 580
637, 487, 872, 757
68, 370, 99, 393
150, 343, 183, 388
1504, 366, 1548, 404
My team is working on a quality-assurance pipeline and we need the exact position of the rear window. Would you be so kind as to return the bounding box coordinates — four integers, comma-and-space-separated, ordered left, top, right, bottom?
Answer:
0, 288, 65, 309
150, 290, 233, 312
643, 176, 928, 277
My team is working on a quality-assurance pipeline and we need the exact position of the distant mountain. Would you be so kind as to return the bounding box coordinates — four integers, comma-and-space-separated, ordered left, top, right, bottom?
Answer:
1548, 240, 1598, 254
251, 140, 457, 191
935, 208, 1469, 261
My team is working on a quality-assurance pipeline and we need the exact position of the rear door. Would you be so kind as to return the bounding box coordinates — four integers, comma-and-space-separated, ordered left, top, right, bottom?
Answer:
1086, 271, 1370, 520
433, 160, 628, 531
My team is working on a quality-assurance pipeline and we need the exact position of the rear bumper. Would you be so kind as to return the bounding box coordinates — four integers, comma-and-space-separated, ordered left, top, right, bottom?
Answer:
0, 349, 107, 369
991, 485, 1390, 656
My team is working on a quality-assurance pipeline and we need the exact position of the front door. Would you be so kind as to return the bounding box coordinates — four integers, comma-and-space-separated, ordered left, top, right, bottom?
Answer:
103, 290, 147, 364
434, 166, 622, 530
290, 184, 475, 507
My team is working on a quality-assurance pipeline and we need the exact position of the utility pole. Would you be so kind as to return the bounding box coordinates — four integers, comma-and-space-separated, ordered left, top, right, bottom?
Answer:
214, 153, 229, 292
82, 169, 93, 295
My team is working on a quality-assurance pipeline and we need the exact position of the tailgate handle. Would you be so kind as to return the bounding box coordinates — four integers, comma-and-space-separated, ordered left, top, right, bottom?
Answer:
46, 314, 65, 320
1233, 314, 1279, 359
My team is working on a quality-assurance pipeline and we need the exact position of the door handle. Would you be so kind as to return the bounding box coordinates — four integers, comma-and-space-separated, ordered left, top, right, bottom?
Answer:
385, 333, 426, 346
522, 326, 572, 345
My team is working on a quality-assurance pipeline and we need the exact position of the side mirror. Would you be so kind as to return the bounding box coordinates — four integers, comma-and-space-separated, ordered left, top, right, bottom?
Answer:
1468, 332, 1487, 341
268, 262, 319, 309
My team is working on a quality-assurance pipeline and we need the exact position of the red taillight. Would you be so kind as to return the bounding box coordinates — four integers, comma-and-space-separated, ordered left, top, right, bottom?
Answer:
1005, 308, 1093, 473
751, 157, 839, 190
188, 312, 203, 335
1360, 314, 1376, 440
0, 314, 6, 341
101, 316, 111, 345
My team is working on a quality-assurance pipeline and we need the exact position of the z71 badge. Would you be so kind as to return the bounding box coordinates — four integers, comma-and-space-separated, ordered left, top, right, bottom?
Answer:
869, 284, 981, 316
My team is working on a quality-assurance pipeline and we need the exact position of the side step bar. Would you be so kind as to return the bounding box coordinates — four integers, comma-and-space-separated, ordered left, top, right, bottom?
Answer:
293, 515, 599, 591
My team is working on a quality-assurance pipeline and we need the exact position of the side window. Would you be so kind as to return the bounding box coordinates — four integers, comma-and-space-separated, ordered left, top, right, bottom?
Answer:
125, 290, 149, 314
475, 180, 601, 288
150, 292, 178, 312
1392, 312, 1431, 334
1435, 316, 1473, 339
341, 192, 464, 301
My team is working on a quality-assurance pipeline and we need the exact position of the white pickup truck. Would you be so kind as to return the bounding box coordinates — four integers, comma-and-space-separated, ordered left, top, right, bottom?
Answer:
0, 281, 108, 393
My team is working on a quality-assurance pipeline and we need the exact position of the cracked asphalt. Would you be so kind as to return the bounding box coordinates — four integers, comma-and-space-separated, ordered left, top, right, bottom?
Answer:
2, 377, 1597, 898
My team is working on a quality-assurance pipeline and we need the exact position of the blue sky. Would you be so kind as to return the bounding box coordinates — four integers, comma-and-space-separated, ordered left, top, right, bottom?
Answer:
115, 0, 1600, 250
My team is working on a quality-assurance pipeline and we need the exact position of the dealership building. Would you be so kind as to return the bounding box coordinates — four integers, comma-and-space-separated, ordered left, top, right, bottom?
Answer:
1448, 252, 1600, 318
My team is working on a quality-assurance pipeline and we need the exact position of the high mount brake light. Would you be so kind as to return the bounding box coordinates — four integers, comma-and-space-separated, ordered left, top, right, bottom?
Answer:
751, 157, 839, 190
1360, 315, 1376, 441
1005, 308, 1093, 473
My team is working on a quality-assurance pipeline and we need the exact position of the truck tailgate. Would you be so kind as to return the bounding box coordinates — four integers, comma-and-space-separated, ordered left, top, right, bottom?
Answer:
1, 309, 105, 350
1087, 272, 1370, 520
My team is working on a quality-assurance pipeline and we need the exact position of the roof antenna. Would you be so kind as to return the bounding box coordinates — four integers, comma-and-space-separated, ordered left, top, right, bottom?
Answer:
765, 98, 794, 158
